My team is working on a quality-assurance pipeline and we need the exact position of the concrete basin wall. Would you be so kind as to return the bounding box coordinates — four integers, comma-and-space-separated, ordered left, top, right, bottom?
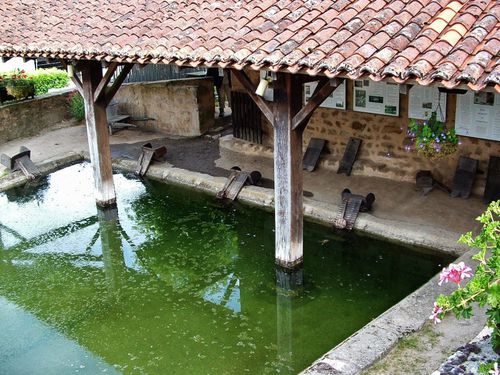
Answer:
0, 90, 74, 143
113, 77, 215, 137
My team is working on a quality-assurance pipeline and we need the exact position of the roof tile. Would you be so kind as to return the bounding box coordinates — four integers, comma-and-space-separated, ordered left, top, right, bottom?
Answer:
0, 0, 497, 91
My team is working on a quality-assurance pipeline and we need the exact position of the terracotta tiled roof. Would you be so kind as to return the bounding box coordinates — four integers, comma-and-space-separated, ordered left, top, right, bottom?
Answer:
1, 0, 499, 91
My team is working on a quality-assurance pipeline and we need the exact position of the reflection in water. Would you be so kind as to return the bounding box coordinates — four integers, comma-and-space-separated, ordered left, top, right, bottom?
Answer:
276, 267, 304, 372
0, 163, 452, 374
98, 206, 125, 294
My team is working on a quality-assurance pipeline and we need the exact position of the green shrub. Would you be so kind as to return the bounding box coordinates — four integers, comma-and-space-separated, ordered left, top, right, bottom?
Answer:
68, 92, 85, 121
28, 68, 69, 96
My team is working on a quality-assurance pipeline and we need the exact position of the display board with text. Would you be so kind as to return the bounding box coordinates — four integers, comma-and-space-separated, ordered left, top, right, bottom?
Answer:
304, 81, 346, 109
455, 91, 500, 141
408, 85, 447, 122
353, 80, 399, 116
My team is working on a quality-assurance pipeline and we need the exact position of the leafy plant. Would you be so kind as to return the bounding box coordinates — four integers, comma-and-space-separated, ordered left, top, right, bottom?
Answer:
3, 69, 35, 100
29, 68, 69, 96
0, 68, 69, 102
68, 92, 85, 121
407, 111, 459, 159
430, 201, 500, 353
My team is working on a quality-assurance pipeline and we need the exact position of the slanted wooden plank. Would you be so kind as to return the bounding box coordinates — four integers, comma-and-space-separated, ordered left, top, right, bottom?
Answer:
231, 69, 275, 126
81, 61, 116, 206
303, 138, 326, 172
94, 62, 118, 103
337, 137, 362, 176
484, 156, 500, 203
104, 64, 134, 105
291, 78, 339, 131
273, 73, 304, 269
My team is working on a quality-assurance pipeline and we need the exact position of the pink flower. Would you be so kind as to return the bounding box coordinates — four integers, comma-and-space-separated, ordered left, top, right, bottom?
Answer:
438, 262, 473, 286
429, 302, 443, 324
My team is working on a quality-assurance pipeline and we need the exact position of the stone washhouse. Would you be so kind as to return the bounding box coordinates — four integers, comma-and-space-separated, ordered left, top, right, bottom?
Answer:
0, 2, 498, 275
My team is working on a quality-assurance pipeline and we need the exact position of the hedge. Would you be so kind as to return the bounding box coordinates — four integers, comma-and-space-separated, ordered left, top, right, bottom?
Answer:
0, 68, 69, 99
28, 68, 69, 96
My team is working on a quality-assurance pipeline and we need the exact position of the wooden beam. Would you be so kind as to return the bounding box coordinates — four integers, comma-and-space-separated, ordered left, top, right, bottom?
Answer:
104, 64, 133, 105
71, 74, 84, 97
80, 61, 116, 206
231, 69, 275, 125
59, 59, 84, 96
291, 78, 339, 131
94, 62, 118, 103
273, 73, 304, 269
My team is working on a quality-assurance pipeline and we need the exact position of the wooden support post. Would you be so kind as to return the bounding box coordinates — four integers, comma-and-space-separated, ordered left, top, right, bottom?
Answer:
80, 61, 116, 206
232, 69, 333, 268
274, 73, 304, 268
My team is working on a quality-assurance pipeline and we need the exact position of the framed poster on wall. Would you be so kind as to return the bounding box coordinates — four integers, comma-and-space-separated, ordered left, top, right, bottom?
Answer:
353, 80, 400, 116
303, 80, 346, 109
455, 91, 500, 141
408, 85, 447, 122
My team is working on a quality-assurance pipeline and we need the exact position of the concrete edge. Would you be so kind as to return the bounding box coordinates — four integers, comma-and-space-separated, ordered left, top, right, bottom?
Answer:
0, 153, 466, 257
300, 248, 477, 375
0, 152, 84, 192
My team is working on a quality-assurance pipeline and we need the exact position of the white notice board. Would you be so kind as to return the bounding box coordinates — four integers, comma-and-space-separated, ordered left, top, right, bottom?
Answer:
353, 80, 400, 116
408, 86, 447, 122
455, 91, 500, 141
304, 81, 346, 109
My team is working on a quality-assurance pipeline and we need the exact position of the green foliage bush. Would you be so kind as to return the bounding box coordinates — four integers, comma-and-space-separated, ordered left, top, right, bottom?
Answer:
28, 68, 69, 96
68, 92, 85, 121
0, 68, 69, 102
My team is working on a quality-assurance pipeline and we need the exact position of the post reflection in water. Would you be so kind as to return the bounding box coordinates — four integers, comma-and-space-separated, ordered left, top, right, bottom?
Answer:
276, 266, 304, 370
97, 205, 126, 294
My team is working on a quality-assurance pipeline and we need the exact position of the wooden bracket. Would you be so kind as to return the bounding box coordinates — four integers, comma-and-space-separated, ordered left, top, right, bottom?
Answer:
291, 78, 340, 131
94, 62, 118, 103
104, 64, 133, 106
59, 59, 84, 96
231, 69, 275, 126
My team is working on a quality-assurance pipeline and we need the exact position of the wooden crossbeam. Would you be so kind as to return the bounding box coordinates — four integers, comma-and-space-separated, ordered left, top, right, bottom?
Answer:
71, 74, 84, 97
59, 59, 84, 96
104, 64, 133, 105
94, 62, 118, 103
231, 69, 275, 125
291, 78, 340, 131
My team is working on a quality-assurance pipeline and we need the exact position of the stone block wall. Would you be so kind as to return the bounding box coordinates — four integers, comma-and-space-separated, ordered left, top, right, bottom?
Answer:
0, 91, 73, 143
231, 71, 500, 194
114, 78, 214, 137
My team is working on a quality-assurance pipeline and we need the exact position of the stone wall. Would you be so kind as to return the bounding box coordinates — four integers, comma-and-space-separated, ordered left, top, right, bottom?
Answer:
0, 90, 73, 143
231, 71, 500, 194
114, 78, 214, 137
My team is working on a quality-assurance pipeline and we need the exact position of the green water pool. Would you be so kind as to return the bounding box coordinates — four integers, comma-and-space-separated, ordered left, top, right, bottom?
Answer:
0, 163, 451, 374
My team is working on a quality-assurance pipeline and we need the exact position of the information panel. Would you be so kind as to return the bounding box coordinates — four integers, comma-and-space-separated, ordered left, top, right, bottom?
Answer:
353, 80, 400, 116
304, 81, 346, 109
408, 86, 447, 122
455, 91, 500, 141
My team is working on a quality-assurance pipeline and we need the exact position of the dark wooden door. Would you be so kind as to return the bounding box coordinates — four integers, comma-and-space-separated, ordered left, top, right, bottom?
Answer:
231, 91, 262, 144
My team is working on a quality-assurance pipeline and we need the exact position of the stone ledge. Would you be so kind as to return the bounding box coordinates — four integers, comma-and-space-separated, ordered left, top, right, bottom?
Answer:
301, 248, 478, 375
0, 152, 84, 192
